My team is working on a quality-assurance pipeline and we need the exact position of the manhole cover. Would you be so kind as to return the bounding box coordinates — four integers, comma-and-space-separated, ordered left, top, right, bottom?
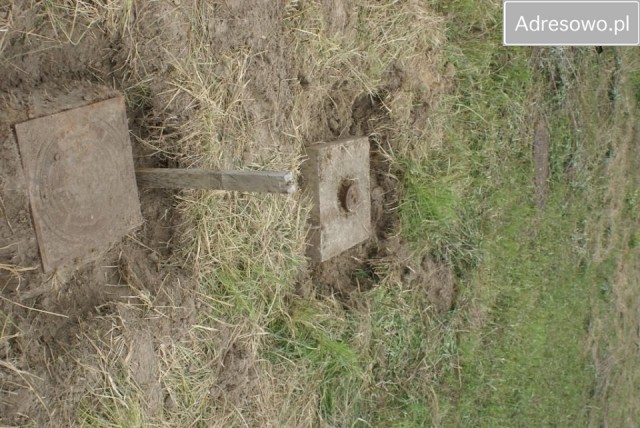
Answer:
303, 137, 370, 262
14, 96, 142, 273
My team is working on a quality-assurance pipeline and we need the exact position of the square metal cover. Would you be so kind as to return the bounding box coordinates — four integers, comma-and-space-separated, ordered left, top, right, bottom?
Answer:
14, 96, 142, 273
304, 137, 370, 262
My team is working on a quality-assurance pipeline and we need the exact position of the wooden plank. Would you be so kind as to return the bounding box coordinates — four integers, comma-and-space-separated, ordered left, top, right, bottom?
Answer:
135, 168, 296, 194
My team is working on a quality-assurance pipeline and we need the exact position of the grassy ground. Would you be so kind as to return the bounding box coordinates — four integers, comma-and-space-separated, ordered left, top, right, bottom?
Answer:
405, 3, 640, 426
3, 1, 639, 426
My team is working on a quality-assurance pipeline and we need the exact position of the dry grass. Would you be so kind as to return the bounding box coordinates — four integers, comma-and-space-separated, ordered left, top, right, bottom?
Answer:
155, 2, 445, 425
0, 0, 464, 424
0, 3, 13, 55
584, 58, 640, 425
4, 0, 308, 424
0, 311, 47, 422
75, 318, 148, 427
287, 1, 445, 155
0, 263, 35, 279
589, 254, 640, 426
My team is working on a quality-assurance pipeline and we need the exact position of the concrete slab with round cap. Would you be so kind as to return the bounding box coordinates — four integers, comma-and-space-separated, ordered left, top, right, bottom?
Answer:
302, 137, 371, 262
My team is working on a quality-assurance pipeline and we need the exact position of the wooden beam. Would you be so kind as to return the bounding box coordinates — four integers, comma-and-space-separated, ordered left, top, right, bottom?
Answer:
135, 168, 296, 194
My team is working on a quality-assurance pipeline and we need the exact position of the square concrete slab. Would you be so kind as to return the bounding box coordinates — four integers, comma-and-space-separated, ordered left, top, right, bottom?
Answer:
14, 96, 142, 273
303, 137, 370, 262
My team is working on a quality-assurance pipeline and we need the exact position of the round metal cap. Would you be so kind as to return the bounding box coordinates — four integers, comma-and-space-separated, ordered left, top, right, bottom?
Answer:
339, 181, 359, 213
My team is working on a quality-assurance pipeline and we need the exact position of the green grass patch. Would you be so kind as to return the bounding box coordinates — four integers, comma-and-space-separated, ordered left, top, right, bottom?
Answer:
394, 2, 640, 426
449, 192, 598, 426
400, 157, 479, 271
265, 299, 367, 426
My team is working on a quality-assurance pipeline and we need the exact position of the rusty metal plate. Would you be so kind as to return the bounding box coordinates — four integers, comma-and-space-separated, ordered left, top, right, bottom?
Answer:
303, 137, 371, 262
14, 97, 142, 273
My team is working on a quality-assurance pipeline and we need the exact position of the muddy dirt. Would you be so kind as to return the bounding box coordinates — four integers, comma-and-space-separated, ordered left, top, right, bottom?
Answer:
0, 1, 452, 425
